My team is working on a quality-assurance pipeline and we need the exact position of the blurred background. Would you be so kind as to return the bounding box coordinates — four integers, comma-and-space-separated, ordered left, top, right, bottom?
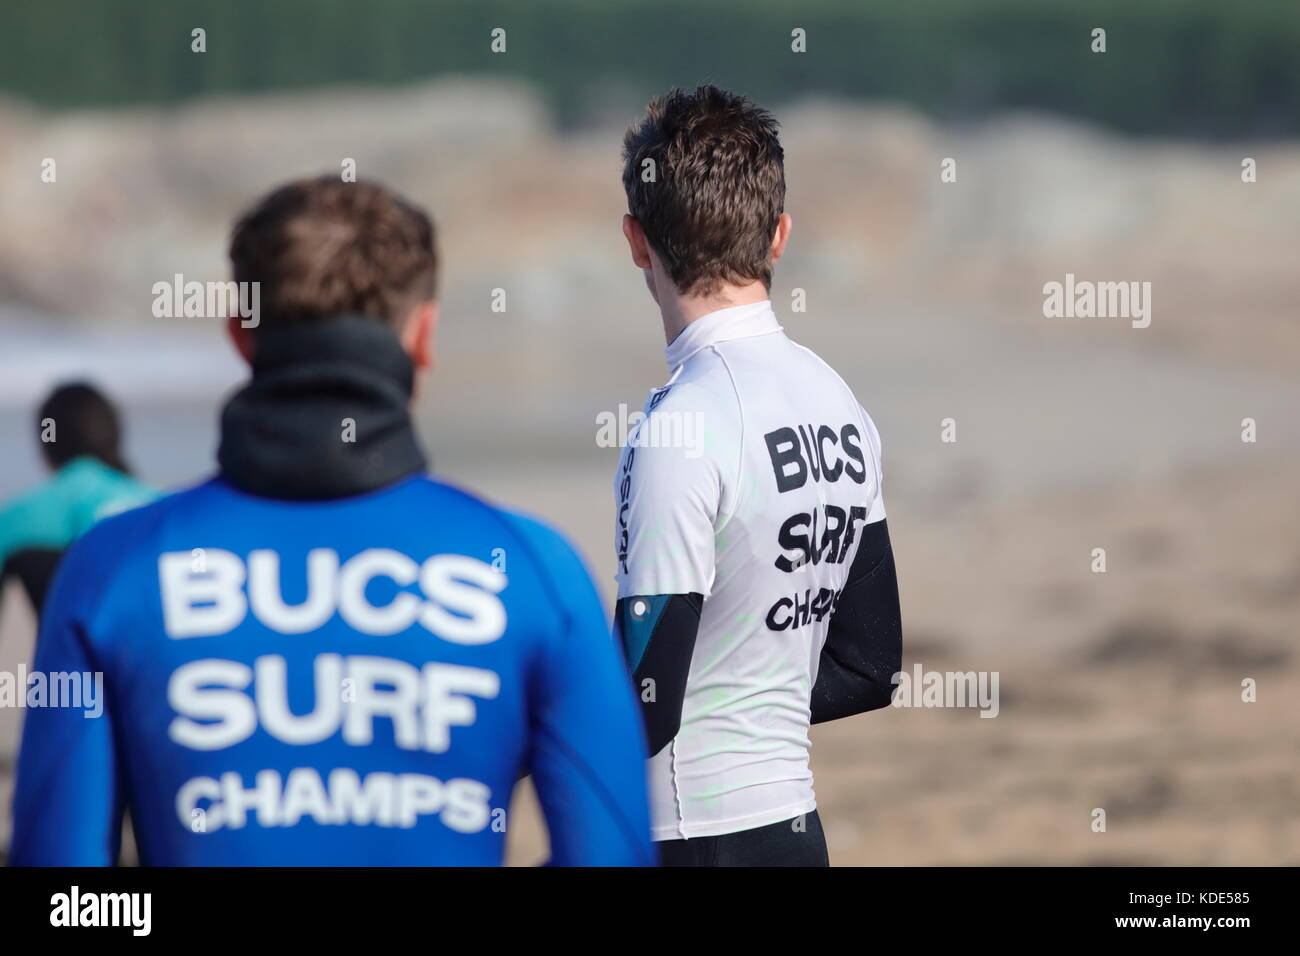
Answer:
0, 0, 1297, 864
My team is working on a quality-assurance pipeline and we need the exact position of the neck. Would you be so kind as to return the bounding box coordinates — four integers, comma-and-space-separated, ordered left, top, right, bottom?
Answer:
218, 315, 427, 500
656, 277, 771, 345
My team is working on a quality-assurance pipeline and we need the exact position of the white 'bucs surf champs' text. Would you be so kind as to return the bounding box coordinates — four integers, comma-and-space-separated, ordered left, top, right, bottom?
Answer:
614, 299, 886, 841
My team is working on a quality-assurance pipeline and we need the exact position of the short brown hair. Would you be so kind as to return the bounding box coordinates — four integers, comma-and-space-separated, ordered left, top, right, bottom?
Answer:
622, 86, 785, 297
229, 176, 437, 327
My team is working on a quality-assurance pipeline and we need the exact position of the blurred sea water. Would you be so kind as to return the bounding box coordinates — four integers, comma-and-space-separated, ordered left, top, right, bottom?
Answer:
0, 306, 244, 497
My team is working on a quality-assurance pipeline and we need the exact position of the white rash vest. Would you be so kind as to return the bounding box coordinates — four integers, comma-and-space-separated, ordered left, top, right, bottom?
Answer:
613, 299, 885, 840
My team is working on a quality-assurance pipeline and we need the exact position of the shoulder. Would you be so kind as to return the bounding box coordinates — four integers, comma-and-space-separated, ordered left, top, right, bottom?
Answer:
498, 508, 575, 558
783, 335, 861, 399
0, 483, 53, 541
658, 350, 744, 419
39, 484, 197, 631
59, 480, 199, 571
498, 509, 597, 596
783, 336, 883, 444
625, 355, 744, 470
444, 498, 602, 638
1, 467, 158, 560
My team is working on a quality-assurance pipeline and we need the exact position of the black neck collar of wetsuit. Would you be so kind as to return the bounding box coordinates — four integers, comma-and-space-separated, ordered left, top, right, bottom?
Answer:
218, 314, 427, 500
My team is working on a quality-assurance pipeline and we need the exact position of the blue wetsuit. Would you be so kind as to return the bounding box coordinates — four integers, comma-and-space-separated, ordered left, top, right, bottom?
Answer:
12, 316, 652, 866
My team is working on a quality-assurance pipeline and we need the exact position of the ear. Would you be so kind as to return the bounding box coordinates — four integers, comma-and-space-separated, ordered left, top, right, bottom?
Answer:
623, 214, 654, 270
401, 300, 439, 371
227, 314, 256, 365
771, 213, 793, 263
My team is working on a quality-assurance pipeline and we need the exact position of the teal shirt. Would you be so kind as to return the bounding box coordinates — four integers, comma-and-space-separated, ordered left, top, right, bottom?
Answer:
0, 456, 159, 571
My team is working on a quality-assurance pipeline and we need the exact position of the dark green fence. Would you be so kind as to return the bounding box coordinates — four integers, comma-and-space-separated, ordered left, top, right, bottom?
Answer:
1, 0, 1296, 137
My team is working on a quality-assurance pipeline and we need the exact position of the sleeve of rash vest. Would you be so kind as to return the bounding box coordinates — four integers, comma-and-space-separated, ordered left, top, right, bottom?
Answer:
610, 391, 724, 759
810, 517, 903, 724
613, 591, 702, 758
11, 522, 125, 866
506, 513, 654, 867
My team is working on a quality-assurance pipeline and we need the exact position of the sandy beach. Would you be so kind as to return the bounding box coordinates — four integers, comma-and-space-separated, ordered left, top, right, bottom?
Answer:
1, 81, 1296, 864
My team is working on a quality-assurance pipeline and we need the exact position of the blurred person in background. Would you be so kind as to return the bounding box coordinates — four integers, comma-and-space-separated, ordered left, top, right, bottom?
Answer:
12, 176, 652, 867
613, 87, 902, 866
0, 382, 157, 617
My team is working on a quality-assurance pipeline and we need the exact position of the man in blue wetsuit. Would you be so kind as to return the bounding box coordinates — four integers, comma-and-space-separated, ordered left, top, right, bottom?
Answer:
12, 176, 653, 866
